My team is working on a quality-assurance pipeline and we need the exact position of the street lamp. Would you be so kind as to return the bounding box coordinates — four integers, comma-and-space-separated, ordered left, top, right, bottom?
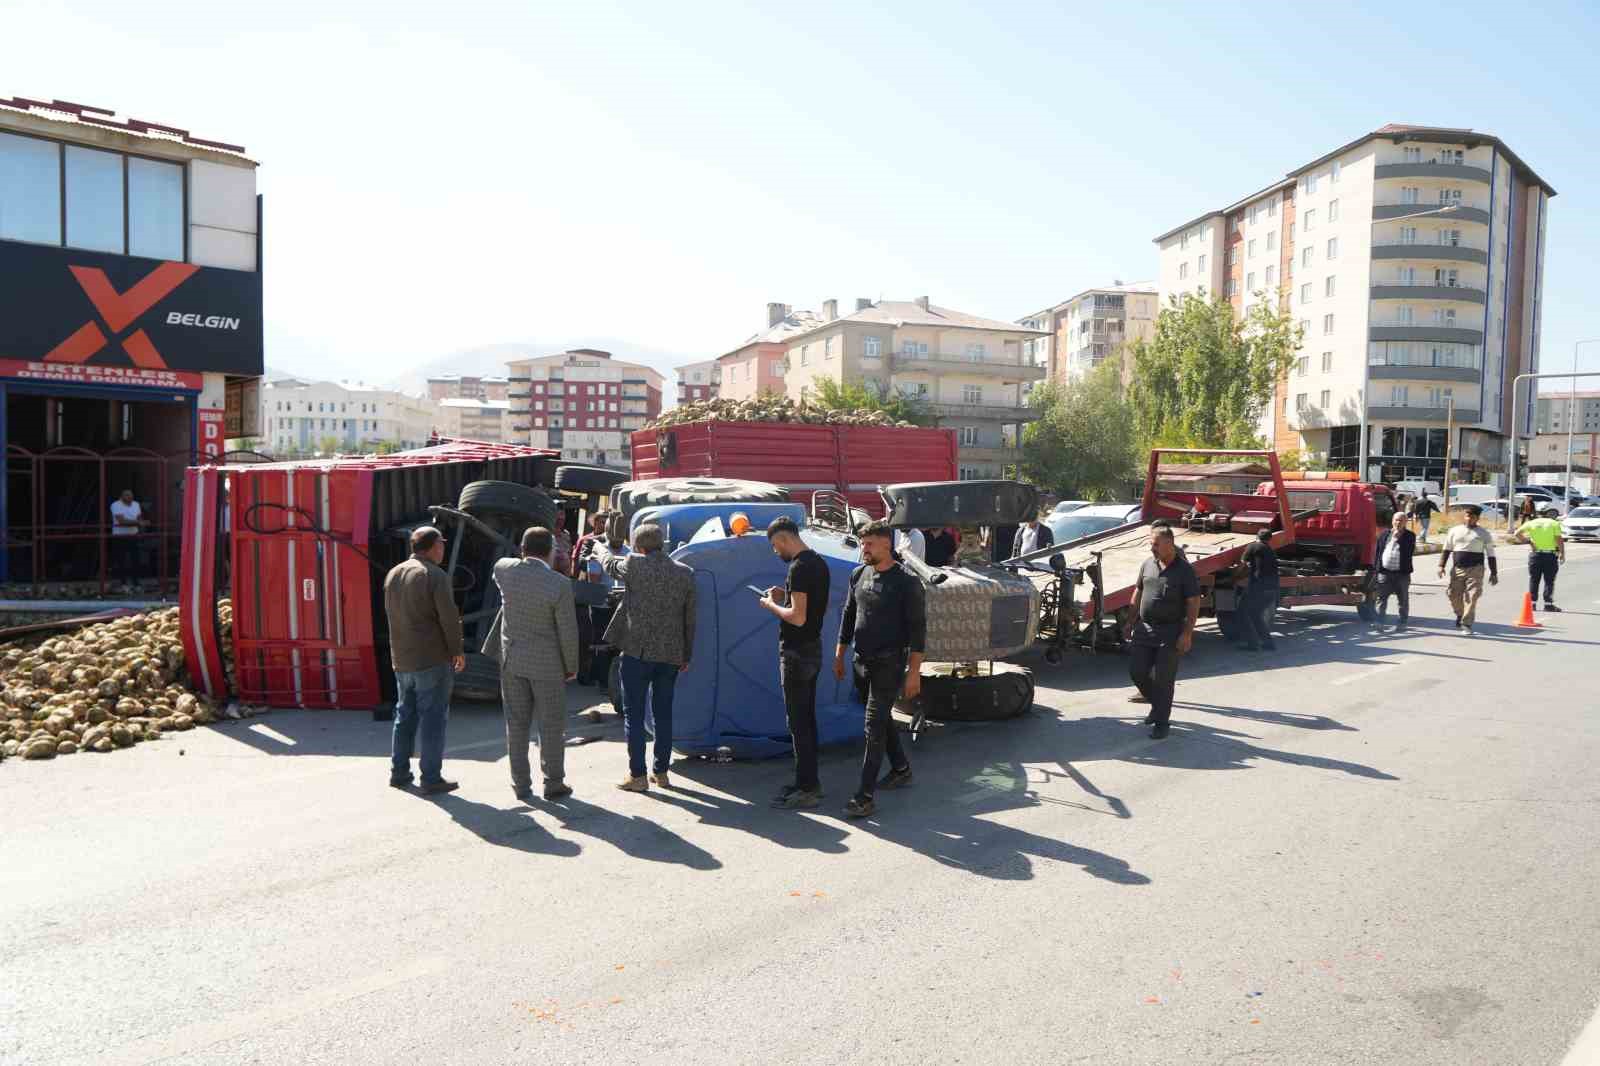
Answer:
1359, 202, 1464, 483
1562, 339, 1600, 502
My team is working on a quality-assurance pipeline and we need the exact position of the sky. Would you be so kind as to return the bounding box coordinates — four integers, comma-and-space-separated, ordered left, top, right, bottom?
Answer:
6, 0, 1600, 394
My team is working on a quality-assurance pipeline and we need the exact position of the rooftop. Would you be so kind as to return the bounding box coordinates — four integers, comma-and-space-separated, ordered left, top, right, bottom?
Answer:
0, 94, 254, 162
1020, 281, 1158, 321
783, 299, 1047, 346
438, 398, 511, 410
721, 309, 824, 359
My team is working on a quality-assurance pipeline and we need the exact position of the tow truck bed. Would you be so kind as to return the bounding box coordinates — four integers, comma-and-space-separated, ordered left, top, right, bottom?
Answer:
1027, 523, 1267, 614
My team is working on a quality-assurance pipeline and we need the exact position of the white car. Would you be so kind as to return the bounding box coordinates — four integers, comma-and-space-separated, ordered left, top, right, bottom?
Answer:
1052, 500, 1092, 514
1563, 506, 1600, 541
1044, 503, 1143, 546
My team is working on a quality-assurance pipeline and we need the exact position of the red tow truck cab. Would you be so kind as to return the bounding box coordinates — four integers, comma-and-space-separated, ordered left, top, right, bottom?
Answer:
1256, 472, 1398, 573
629, 420, 958, 518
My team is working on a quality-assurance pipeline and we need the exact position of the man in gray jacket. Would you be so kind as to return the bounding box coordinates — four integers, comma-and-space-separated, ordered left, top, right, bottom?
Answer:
485, 526, 580, 801
591, 523, 696, 792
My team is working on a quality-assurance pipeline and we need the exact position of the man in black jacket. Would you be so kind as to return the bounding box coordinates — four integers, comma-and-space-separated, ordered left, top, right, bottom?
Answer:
1373, 511, 1416, 632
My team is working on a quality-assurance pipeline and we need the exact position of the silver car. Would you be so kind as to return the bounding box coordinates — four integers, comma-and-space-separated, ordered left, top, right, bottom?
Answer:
1563, 506, 1600, 541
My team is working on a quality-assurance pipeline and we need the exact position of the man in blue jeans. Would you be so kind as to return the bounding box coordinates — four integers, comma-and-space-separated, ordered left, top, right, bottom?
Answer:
383, 526, 465, 794
591, 523, 697, 792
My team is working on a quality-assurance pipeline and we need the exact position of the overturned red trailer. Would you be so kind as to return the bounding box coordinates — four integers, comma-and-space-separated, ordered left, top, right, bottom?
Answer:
179, 440, 559, 710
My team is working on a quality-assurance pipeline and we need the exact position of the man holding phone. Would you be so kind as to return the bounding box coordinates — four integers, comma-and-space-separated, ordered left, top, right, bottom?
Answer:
759, 517, 831, 809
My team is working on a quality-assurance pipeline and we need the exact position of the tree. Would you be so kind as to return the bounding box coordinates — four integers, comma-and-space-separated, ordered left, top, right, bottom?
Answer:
318, 435, 339, 456
809, 376, 931, 426
1125, 293, 1302, 449
1019, 363, 1141, 499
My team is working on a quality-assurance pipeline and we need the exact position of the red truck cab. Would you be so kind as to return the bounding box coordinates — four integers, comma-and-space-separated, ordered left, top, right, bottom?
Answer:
1256, 473, 1397, 574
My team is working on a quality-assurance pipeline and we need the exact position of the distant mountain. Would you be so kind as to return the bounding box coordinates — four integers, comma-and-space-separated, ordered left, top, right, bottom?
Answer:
383, 338, 702, 402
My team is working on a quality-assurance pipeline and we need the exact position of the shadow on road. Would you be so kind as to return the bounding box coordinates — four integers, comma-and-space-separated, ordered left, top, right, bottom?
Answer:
427, 791, 582, 858
542, 795, 724, 870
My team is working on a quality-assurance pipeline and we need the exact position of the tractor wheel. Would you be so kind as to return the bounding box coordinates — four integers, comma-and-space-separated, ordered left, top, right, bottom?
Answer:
911, 662, 1034, 722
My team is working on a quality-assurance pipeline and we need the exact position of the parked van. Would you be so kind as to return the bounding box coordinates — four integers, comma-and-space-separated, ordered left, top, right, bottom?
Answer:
1447, 484, 1499, 507
1394, 479, 1441, 500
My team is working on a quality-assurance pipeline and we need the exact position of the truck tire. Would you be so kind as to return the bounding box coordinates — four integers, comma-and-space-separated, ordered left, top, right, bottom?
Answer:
458, 480, 557, 535
880, 480, 1040, 528
912, 662, 1034, 722
610, 477, 789, 519
454, 652, 502, 702
554, 464, 628, 496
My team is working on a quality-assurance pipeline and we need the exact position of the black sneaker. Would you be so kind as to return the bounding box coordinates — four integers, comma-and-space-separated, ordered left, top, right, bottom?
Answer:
1149, 723, 1171, 740
1544, 603, 1562, 613
389, 776, 413, 790
543, 782, 573, 800
773, 788, 822, 810
879, 766, 914, 790
420, 779, 459, 795
1453, 615, 1463, 630
1142, 714, 1155, 726
844, 796, 875, 819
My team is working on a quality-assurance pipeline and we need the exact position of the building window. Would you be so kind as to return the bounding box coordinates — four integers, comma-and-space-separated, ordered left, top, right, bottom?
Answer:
1197, 254, 1207, 273
1323, 313, 1335, 334
962, 384, 983, 404
965, 343, 987, 361
1296, 393, 1308, 411
1320, 389, 1331, 408
1225, 279, 1237, 297
1321, 351, 1333, 372
1330, 160, 1341, 184
1400, 186, 1420, 205
1301, 246, 1313, 268
958, 466, 980, 481
0, 131, 63, 244
1265, 266, 1276, 288
959, 426, 978, 446
1266, 230, 1276, 252
1296, 356, 1309, 375
1178, 262, 1189, 279
127, 157, 184, 260
864, 335, 881, 358
1248, 204, 1260, 224
1268, 199, 1277, 217
1301, 283, 1312, 304
1288, 221, 1295, 241
1299, 318, 1310, 335
1325, 275, 1336, 297
771, 360, 784, 377
64, 145, 124, 253
825, 336, 835, 359
1179, 232, 1189, 250
1404, 146, 1423, 163
1391, 385, 1409, 406
1328, 199, 1340, 223
1246, 271, 1257, 292
1247, 239, 1256, 259
800, 344, 810, 365
1305, 173, 1318, 194
1303, 208, 1317, 231
1326, 237, 1338, 260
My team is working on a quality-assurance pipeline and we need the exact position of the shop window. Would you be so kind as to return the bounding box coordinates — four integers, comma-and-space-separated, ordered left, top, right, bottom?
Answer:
127, 157, 183, 260
65, 145, 124, 253
0, 131, 62, 244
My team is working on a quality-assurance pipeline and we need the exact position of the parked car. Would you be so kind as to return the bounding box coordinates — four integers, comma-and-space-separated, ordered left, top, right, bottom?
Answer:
1043, 503, 1143, 546
1512, 485, 1568, 517
1051, 500, 1092, 514
1562, 506, 1600, 541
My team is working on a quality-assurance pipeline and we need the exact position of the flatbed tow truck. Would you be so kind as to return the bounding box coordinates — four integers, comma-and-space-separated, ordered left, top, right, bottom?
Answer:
1010, 449, 1391, 663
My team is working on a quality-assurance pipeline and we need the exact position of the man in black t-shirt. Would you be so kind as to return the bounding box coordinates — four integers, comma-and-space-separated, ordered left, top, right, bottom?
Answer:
760, 516, 832, 809
1237, 530, 1280, 652
1124, 521, 1201, 739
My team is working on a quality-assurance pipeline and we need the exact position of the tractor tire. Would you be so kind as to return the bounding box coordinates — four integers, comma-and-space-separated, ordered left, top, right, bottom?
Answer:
554, 464, 628, 496
610, 477, 789, 520
454, 652, 502, 702
880, 480, 1040, 529
458, 480, 557, 536
912, 661, 1034, 722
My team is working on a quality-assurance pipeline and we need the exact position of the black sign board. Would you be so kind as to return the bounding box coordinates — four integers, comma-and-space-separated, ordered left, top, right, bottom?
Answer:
0, 239, 263, 377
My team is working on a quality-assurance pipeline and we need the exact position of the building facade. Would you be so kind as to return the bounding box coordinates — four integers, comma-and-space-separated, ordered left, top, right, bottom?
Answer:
674, 359, 720, 405
715, 302, 817, 401
427, 375, 508, 403
0, 96, 264, 586
260, 379, 434, 454
1019, 283, 1157, 387
778, 297, 1045, 480
435, 397, 509, 442
1156, 125, 1553, 485
505, 348, 663, 468
1536, 390, 1600, 434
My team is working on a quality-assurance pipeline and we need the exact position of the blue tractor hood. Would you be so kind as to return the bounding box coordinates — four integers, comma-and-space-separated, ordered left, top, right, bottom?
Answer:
667, 526, 864, 758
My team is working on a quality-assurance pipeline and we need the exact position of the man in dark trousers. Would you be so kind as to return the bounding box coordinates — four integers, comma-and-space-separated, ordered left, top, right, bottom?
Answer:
760, 516, 831, 809
834, 521, 924, 819
383, 526, 465, 794
1237, 529, 1279, 651
1410, 493, 1439, 542
1372, 511, 1416, 632
1125, 521, 1200, 740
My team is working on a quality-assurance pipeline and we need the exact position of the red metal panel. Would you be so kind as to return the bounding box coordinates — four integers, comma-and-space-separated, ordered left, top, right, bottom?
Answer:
837, 425, 957, 491
178, 465, 226, 699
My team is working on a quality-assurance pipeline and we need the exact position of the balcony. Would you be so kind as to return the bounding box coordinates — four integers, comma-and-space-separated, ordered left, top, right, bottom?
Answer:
890, 352, 1045, 381
1371, 242, 1488, 265
1368, 322, 1484, 345
622, 387, 649, 399
1375, 161, 1492, 184
1372, 202, 1489, 225
1368, 361, 1482, 383
922, 401, 1042, 423
957, 445, 1023, 464
1367, 404, 1481, 423
1369, 283, 1486, 304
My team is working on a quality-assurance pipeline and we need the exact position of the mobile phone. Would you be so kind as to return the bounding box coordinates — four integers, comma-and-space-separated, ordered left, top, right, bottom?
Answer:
746, 585, 766, 596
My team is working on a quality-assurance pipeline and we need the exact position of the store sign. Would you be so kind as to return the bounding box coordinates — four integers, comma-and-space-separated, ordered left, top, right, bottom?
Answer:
199, 408, 226, 460
0, 358, 203, 391
0, 241, 262, 378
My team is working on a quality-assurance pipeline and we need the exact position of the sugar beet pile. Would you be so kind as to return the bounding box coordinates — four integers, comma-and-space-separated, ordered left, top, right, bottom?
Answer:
0, 600, 264, 764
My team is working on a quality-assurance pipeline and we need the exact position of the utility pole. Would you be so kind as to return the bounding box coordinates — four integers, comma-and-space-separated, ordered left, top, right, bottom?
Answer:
1443, 396, 1454, 515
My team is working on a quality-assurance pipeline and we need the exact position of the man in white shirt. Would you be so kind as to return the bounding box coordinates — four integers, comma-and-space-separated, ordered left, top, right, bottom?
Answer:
895, 527, 926, 563
109, 489, 145, 589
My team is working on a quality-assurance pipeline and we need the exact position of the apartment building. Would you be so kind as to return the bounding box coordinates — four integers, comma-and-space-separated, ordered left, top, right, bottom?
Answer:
427, 375, 508, 403
1019, 282, 1157, 387
780, 296, 1045, 480
716, 302, 819, 401
1536, 390, 1600, 434
674, 359, 720, 405
435, 397, 509, 442
1156, 125, 1553, 485
505, 348, 663, 468
260, 378, 434, 454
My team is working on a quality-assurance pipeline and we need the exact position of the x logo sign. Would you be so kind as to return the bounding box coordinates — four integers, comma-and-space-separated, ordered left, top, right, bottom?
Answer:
44, 262, 200, 369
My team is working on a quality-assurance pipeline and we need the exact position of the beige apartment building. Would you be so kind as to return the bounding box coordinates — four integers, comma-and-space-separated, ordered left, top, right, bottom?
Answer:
435, 397, 509, 442
1019, 282, 1157, 387
780, 297, 1045, 479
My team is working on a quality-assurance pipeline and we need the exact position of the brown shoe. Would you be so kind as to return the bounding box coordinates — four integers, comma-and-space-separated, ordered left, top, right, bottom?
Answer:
650, 770, 671, 789
616, 775, 648, 792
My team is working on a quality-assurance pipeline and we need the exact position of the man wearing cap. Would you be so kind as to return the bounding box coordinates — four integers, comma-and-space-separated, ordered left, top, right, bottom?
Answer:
1437, 505, 1498, 635
1512, 510, 1565, 612
383, 526, 465, 794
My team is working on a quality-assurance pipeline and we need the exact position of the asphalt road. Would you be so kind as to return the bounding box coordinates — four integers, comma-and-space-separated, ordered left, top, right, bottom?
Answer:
4, 543, 1598, 1066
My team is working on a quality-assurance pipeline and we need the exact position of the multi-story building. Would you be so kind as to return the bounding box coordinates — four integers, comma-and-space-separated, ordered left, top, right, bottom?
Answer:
716, 303, 819, 401
1536, 390, 1600, 434
505, 348, 663, 468
427, 375, 508, 403
1156, 124, 1553, 485
435, 397, 510, 442
779, 296, 1045, 480
260, 379, 434, 454
675, 359, 720, 405
1019, 282, 1157, 387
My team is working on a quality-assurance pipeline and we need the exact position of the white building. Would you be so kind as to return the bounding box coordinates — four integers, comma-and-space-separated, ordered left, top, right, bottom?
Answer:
505, 349, 665, 469
435, 397, 510, 443
1155, 124, 1553, 484
260, 378, 434, 454
1019, 282, 1157, 387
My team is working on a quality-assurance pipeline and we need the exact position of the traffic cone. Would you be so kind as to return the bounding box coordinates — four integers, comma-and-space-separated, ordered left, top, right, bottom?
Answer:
1514, 592, 1541, 629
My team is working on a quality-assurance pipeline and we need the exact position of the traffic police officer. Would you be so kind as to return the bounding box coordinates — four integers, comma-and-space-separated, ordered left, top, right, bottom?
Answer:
1513, 510, 1566, 612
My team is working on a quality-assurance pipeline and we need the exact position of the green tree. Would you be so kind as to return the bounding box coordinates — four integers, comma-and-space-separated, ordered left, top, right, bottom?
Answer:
318, 435, 339, 455
1019, 363, 1141, 499
1126, 293, 1302, 449
810, 376, 932, 426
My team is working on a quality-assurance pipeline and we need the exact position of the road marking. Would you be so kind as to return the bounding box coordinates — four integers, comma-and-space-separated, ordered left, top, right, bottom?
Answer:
444, 737, 506, 755
246, 723, 296, 746
1331, 662, 1403, 686
74, 955, 449, 1066
1562, 994, 1600, 1065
